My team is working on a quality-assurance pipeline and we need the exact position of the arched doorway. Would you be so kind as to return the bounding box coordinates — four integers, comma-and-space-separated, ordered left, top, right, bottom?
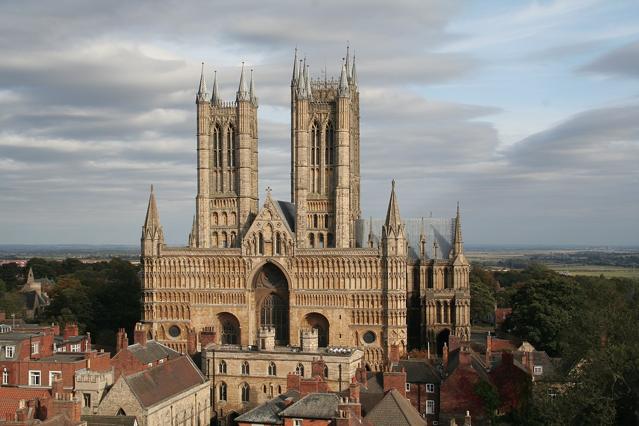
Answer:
436, 328, 450, 356
254, 263, 289, 346
304, 312, 330, 347
217, 313, 240, 345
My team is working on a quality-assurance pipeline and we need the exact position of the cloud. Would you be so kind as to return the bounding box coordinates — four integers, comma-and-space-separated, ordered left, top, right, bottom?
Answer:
580, 40, 639, 79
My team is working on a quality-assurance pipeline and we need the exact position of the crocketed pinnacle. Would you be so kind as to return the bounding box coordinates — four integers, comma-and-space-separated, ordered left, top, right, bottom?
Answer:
144, 185, 161, 230
351, 55, 358, 88
338, 61, 349, 97
237, 62, 250, 101
453, 202, 464, 256
291, 48, 298, 86
249, 69, 257, 104
197, 62, 208, 102
211, 70, 220, 105
345, 43, 351, 80
304, 64, 312, 101
384, 180, 402, 230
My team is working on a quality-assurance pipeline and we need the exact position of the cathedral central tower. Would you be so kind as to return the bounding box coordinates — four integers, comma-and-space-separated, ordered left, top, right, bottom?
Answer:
291, 48, 361, 248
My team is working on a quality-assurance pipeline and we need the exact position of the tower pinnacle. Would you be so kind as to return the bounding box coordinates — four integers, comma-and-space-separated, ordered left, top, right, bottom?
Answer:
338, 60, 350, 97
292, 48, 298, 85
197, 62, 208, 102
237, 62, 250, 101
249, 69, 257, 104
453, 202, 464, 256
211, 70, 220, 105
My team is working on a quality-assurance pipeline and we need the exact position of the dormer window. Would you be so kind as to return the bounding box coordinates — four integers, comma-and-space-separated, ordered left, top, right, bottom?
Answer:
5, 346, 15, 358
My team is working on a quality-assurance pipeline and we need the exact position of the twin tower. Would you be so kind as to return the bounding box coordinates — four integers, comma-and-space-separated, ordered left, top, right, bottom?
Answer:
193, 47, 360, 250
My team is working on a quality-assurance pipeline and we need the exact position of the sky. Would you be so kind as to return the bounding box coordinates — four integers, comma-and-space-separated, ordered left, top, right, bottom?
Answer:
0, 0, 637, 246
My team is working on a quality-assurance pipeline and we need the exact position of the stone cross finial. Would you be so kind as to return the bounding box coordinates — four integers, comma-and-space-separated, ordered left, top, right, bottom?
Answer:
266, 186, 272, 197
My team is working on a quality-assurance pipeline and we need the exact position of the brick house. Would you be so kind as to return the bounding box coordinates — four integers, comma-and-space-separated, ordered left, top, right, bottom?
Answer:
0, 324, 110, 390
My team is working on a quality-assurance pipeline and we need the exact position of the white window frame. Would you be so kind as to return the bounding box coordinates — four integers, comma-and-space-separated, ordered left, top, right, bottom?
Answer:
70, 344, 81, 352
2, 368, 8, 385
405, 383, 411, 392
533, 365, 543, 375
28, 370, 41, 386
5, 346, 15, 358
426, 399, 435, 414
49, 371, 62, 386
426, 383, 435, 393
31, 342, 39, 355
293, 419, 303, 426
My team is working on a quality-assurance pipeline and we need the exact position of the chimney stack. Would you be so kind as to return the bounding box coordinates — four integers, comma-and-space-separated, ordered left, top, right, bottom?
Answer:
115, 328, 128, 353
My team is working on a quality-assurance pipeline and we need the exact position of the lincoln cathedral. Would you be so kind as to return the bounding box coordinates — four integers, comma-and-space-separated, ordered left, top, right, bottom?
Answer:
140, 48, 471, 370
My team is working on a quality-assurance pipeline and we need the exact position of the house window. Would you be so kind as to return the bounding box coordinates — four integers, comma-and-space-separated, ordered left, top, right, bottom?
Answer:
29, 370, 41, 386
296, 363, 304, 377
31, 343, 39, 355
218, 361, 227, 374
241, 361, 250, 375
533, 365, 543, 375
83, 393, 91, 407
49, 371, 62, 386
293, 420, 303, 426
70, 344, 81, 352
426, 383, 435, 393
426, 400, 435, 414
219, 382, 227, 401
268, 361, 277, 376
5, 346, 14, 358
241, 383, 250, 402
2, 368, 8, 385
405, 383, 411, 392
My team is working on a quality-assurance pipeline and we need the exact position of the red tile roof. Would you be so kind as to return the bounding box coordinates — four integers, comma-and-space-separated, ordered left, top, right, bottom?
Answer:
0, 388, 50, 420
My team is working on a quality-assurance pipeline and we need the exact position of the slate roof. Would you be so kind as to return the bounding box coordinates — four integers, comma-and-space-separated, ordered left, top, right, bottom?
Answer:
234, 390, 300, 424
357, 372, 385, 416
124, 356, 207, 409
355, 217, 456, 259
447, 349, 491, 383
81, 415, 138, 426
278, 393, 339, 419
364, 388, 427, 426
275, 201, 296, 233
127, 340, 180, 365
395, 359, 442, 384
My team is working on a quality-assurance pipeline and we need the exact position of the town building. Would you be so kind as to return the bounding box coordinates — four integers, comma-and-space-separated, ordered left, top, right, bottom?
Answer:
96, 356, 210, 426
0, 323, 110, 390
138, 47, 471, 372
202, 327, 362, 419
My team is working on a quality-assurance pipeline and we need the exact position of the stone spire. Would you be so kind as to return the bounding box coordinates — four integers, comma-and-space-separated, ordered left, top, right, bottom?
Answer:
367, 216, 375, 248
197, 62, 208, 102
304, 64, 312, 101
27, 267, 34, 283
338, 60, 349, 97
249, 69, 257, 105
384, 180, 401, 230
237, 62, 250, 101
351, 55, 358, 89
345, 43, 351, 80
291, 47, 298, 86
211, 70, 220, 105
141, 185, 164, 257
419, 217, 427, 258
188, 215, 196, 247
453, 202, 464, 256
297, 58, 308, 99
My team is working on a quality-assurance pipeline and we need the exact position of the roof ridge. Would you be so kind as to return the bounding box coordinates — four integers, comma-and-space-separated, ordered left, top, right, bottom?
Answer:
389, 389, 412, 426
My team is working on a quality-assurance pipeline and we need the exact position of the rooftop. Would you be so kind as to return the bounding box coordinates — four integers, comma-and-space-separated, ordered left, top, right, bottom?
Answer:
278, 393, 340, 419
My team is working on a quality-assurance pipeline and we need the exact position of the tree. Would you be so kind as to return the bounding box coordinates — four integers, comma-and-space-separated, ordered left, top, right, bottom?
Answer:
505, 270, 583, 356
46, 276, 93, 329
475, 379, 500, 424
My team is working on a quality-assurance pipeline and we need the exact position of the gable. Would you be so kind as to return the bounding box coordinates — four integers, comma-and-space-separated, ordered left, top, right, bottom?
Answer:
97, 377, 144, 417
242, 196, 295, 257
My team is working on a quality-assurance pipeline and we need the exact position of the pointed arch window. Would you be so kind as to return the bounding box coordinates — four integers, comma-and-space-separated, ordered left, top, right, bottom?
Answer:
227, 125, 235, 168
218, 361, 227, 374
310, 121, 321, 193
241, 361, 250, 375
323, 365, 329, 379
241, 383, 250, 402
219, 382, 227, 401
268, 361, 277, 376
296, 363, 305, 377
325, 122, 334, 165
213, 124, 222, 168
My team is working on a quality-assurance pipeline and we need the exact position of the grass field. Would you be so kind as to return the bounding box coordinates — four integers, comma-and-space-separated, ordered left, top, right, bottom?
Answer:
546, 264, 639, 279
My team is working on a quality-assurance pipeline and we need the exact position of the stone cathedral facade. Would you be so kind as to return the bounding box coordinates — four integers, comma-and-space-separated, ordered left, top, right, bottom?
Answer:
140, 49, 471, 370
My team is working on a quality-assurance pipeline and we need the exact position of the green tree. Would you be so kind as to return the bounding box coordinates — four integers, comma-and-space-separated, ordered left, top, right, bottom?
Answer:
475, 379, 500, 424
46, 276, 93, 329
506, 270, 583, 356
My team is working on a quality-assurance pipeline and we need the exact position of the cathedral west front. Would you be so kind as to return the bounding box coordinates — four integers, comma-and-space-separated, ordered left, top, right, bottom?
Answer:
140, 48, 471, 370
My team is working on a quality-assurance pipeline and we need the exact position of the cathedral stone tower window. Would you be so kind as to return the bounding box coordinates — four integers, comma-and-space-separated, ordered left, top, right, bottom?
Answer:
296, 363, 304, 377
241, 383, 250, 402
218, 361, 227, 374
241, 361, 250, 375
268, 362, 277, 376
218, 382, 227, 401
310, 122, 320, 193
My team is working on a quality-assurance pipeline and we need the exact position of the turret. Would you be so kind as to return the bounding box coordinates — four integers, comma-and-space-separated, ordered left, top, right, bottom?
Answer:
188, 215, 196, 247
419, 217, 427, 259
381, 180, 407, 257
141, 185, 164, 257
